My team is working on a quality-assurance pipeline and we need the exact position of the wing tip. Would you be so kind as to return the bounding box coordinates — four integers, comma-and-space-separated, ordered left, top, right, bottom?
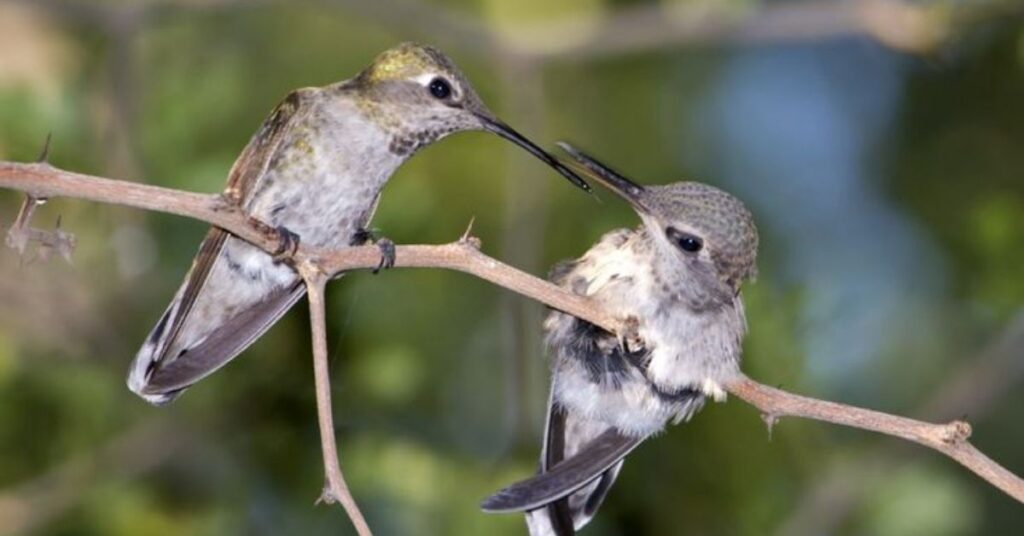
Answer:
479, 493, 509, 513
126, 357, 184, 406
481, 429, 644, 516
479, 490, 530, 513
480, 479, 568, 514
127, 383, 182, 406
127, 376, 182, 406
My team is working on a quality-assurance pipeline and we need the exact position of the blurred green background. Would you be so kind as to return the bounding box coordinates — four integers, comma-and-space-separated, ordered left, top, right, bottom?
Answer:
1, 0, 1023, 534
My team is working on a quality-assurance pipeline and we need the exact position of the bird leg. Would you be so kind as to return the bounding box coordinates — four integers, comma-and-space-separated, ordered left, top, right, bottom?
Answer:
353, 227, 396, 274
271, 225, 301, 264
617, 315, 646, 355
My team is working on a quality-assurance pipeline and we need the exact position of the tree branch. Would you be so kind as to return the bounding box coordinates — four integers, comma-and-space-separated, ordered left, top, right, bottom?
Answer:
729, 377, 1024, 504
0, 161, 620, 333
780, 310, 1024, 533
299, 262, 372, 536
2, 161, 1022, 521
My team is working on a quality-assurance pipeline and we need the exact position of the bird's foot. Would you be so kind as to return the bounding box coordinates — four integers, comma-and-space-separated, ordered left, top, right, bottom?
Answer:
271, 225, 301, 264
373, 238, 396, 274
618, 316, 646, 355
354, 228, 395, 274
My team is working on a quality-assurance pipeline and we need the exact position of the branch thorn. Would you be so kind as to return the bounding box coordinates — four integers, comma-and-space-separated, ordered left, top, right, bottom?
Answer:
460, 216, 476, 242
6, 195, 40, 254
457, 217, 483, 250
762, 412, 780, 440
941, 420, 972, 444
37, 133, 52, 164
315, 485, 337, 506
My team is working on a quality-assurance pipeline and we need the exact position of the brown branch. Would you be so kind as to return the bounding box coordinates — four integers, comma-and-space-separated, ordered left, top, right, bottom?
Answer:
0, 162, 274, 247
780, 310, 1024, 534
0, 160, 618, 535
728, 376, 1024, 504
0, 162, 619, 332
308, 239, 621, 334
5, 193, 44, 254
2, 161, 1023, 516
298, 263, 372, 536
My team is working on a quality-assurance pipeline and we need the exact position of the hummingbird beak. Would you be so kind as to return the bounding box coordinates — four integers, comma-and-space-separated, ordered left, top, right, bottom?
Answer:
556, 142, 649, 213
478, 116, 591, 192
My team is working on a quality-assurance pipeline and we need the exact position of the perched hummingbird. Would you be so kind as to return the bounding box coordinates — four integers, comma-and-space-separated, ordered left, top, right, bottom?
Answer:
127, 43, 589, 405
481, 143, 758, 535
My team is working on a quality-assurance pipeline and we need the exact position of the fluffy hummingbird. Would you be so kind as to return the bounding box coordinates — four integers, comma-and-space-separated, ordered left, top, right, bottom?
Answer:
127, 43, 590, 405
481, 143, 758, 535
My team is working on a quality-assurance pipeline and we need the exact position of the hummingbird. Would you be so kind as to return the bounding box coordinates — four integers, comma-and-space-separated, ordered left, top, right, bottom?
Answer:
127, 43, 590, 405
481, 143, 758, 535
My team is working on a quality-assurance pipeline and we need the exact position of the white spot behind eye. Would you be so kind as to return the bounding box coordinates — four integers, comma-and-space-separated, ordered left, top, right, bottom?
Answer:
414, 73, 439, 86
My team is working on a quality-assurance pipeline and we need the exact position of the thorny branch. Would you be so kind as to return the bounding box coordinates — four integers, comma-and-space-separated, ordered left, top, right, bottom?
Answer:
780, 311, 1024, 534
729, 379, 1024, 504
3, 138, 76, 262
1, 160, 1023, 529
299, 262, 372, 536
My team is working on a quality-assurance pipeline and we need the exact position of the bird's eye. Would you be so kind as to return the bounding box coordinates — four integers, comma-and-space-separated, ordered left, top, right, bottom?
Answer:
428, 77, 452, 100
678, 236, 703, 252
666, 227, 703, 253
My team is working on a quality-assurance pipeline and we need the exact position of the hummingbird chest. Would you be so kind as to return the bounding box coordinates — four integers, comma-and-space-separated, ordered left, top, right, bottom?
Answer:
548, 228, 746, 436
245, 99, 404, 250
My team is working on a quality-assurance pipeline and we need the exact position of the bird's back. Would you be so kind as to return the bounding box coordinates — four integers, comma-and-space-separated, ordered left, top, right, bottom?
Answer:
128, 86, 403, 404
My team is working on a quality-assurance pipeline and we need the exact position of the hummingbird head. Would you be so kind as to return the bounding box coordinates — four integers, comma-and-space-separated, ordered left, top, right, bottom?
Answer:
352, 42, 590, 191
558, 142, 758, 306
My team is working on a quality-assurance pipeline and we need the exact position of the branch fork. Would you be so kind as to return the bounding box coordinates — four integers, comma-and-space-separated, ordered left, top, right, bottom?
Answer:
4, 193, 76, 264
2, 159, 1022, 534
298, 262, 372, 536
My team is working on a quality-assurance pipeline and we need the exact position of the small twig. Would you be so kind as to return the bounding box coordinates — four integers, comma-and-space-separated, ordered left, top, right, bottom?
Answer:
0, 161, 622, 333
1, 161, 1022, 510
314, 241, 621, 334
298, 261, 372, 536
4, 137, 53, 255
4, 200, 76, 263
780, 310, 1024, 534
5, 194, 43, 254
460, 216, 476, 243
36, 134, 53, 164
727, 375, 1024, 504
0, 162, 275, 250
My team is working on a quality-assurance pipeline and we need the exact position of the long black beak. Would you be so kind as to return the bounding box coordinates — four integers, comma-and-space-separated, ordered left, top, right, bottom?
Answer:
480, 117, 591, 193
557, 142, 649, 212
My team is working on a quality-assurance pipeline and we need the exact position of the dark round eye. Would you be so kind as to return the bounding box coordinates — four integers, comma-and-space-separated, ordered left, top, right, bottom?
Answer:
666, 227, 703, 253
428, 77, 452, 100
666, 226, 704, 253
678, 236, 702, 252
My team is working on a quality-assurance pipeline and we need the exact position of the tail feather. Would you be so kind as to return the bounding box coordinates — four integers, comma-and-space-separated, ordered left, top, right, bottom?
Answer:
127, 280, 305, 405
127, 288, 189, 405
527, 403, 639, 535
525, 459, 625, 536
537, 403, 576, 535
481, 393, 644, 534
